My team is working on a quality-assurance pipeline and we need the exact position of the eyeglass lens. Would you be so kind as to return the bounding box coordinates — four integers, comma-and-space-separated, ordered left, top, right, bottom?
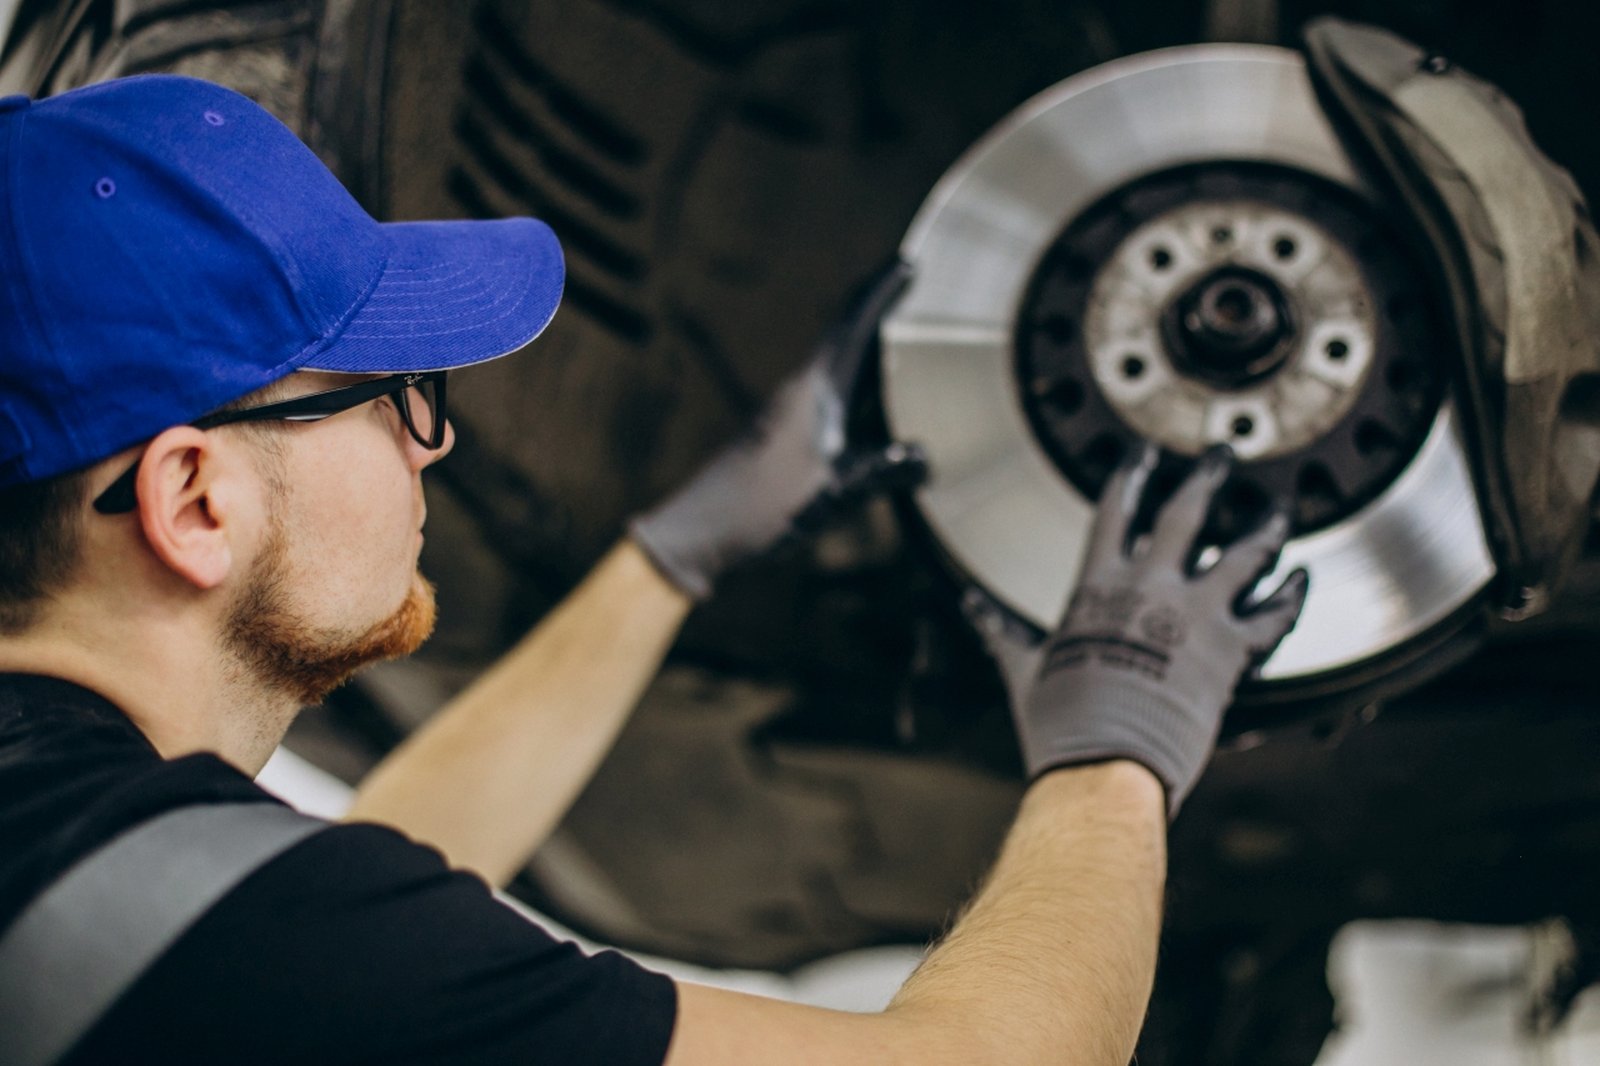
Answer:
397, 377, 442, 447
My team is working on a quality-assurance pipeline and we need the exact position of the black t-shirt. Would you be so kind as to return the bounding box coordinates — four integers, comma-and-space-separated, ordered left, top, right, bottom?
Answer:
0, 673, 678, 1065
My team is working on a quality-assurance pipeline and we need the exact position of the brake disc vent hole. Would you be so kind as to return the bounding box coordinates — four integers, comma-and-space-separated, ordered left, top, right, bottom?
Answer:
1386, 360, 1418, 392
1042, 314, 1075, 345
1081, 433, 1127, 483
1013, 163, 1447, 540
1031, 375, 1086, 415
1295, 461, 1343, 526
1355, 418, 1400, 457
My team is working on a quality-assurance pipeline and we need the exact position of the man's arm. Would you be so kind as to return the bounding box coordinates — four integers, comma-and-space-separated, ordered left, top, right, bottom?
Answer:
349, 270, 920, 884
346, 540, 690, 886
667, 760, 1165, 1066
666, 449, 1306, 1065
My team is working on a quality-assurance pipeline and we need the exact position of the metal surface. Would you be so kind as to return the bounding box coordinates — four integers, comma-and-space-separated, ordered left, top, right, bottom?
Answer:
880, 45, 1497, 680
1085, 199, 1374, 462
1016, 161, 1447, 540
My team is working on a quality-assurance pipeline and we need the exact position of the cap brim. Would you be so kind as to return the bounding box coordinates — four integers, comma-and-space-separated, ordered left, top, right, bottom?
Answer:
300, 216, 564, 374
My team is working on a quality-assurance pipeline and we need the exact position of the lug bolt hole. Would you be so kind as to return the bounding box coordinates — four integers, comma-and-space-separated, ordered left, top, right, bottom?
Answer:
1212, 226, 1233, 244
1326, 339, 1350, 361
1121, 355, 1146, 379
1272, 236, 1297, 260
1150, 247, 1174, 271
1231, 416, 1255, 437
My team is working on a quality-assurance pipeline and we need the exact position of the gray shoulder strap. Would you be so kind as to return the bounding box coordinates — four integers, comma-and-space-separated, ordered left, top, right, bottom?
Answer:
0, 802, 325, 1066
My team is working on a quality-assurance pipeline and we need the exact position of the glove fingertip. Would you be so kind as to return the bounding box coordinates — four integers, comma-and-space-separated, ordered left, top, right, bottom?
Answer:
825, 260, 915, 387
1110, 440, 1159, 492
835, 440, 929, 496
1201, 441, 1237, 472
1089, 442, 1158, 556
883, 440, 930, 486
1256, 567, 1311, 643
1262, 564, 1310, 602
1284, 566, 1312, 603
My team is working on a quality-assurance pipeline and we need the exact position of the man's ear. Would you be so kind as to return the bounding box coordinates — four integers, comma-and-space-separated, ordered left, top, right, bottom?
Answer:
134, 426, 244, 590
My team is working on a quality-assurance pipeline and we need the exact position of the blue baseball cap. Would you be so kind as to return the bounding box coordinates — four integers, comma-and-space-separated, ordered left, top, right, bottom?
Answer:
0, 74, 565, 489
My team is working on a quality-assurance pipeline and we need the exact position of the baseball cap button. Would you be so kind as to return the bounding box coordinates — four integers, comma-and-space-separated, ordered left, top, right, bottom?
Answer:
0, 94, 30, 113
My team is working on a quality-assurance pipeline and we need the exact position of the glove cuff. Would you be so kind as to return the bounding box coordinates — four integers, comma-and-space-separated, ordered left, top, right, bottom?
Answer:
627, 519, 715, 601
1021, 674, 1216, 820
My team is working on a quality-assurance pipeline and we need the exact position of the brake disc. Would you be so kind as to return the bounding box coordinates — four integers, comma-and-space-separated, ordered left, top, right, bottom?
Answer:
880, 45, 1496, 684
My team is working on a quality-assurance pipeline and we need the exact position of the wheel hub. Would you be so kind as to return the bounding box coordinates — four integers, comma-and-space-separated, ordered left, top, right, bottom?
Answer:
879, 45, 1496, 685
1169, 266, 1292, 385
1020, 165, 1438, 538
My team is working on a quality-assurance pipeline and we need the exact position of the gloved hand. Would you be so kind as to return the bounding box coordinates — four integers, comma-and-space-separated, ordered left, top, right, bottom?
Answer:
629, 262, 926, 600
968, 445, 1308, 819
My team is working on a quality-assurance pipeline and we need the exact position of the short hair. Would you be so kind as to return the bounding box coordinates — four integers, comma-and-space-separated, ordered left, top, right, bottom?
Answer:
0, 378, 294, 634
0, 470, 90, 634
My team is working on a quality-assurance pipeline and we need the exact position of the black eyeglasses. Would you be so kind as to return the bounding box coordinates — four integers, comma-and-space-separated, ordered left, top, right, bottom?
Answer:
93, 371, 448, 515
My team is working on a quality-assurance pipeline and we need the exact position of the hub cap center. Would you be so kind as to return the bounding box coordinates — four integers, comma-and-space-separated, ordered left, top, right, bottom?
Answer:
1169, 267, 1293, 386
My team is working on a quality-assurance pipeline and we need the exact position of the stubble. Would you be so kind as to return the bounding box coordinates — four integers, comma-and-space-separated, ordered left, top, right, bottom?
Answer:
223, 517, 437, 710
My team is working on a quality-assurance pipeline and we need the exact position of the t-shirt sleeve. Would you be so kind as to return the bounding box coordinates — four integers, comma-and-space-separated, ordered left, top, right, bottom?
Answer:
65, 823, 678, 1066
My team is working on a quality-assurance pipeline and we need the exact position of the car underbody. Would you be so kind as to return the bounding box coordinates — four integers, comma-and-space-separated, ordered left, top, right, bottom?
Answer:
6, 2, 1599, 1061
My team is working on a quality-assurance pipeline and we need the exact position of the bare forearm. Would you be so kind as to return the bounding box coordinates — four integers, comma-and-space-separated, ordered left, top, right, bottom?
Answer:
668, 760, 1167, 1066
668, 438, 1268, 1066
347, 539, 691, 885
886, 760, 1166, 1063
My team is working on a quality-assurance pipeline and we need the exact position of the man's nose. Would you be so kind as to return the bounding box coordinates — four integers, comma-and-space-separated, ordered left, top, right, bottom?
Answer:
413, 418, 455, 470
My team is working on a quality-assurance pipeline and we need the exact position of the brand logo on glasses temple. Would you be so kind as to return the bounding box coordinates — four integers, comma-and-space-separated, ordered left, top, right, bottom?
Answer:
404, 373, 425, 385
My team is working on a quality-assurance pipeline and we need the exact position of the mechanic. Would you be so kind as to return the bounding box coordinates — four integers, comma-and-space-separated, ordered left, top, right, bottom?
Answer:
0, 75, 1306, 1065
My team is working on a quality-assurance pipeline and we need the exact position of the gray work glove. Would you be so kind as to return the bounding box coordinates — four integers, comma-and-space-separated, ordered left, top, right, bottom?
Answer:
967, 445, 1308, 819
629, 262, 926, 600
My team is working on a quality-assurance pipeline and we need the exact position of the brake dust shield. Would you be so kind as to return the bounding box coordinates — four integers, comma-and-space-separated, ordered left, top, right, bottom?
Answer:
1304, 18, 1600, 619
879, 45, 1497, 685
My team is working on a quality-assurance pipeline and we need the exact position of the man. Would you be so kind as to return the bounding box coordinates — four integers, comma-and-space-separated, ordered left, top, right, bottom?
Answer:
0, 75, 1305, 1065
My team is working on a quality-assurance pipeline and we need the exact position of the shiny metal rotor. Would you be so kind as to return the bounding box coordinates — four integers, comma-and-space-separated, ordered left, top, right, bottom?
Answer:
880, 45, 1496, 681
